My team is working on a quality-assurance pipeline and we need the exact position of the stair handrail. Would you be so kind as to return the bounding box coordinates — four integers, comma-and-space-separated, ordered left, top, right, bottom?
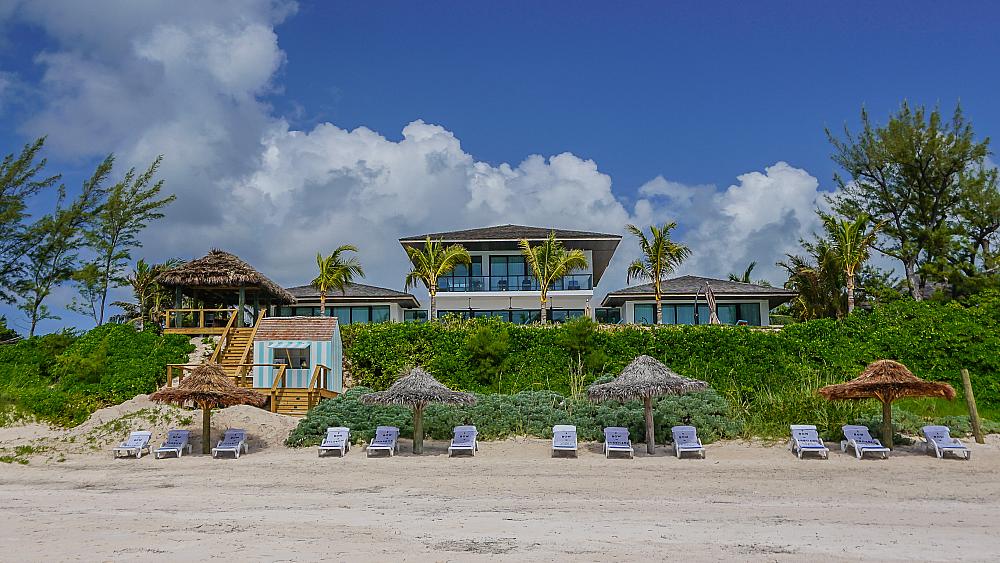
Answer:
234, 309, 268, 382
307, 364, 330, 410
209, 312, 239, 364
269, 364, 288, 413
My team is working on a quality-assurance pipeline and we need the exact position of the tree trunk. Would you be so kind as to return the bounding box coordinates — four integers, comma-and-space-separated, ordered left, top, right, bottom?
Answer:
846, 275, 856, 314
539, 295, 548, 324
202, 406, 212, 455
644, 396, 655, 454
654, 294, 662, 324
319, 291, 326, 316
881, 399, 893, 449
904, 260, 922, 301
429, 285, 437, 321
413, 406, 424, 454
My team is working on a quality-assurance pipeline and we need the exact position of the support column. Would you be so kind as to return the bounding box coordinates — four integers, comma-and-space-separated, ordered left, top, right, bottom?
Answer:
174, 286, 182, 328
238, 286, 246, 328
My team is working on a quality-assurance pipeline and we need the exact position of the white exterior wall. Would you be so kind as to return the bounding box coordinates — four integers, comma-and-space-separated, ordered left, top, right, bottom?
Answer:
621, 299, 772, 325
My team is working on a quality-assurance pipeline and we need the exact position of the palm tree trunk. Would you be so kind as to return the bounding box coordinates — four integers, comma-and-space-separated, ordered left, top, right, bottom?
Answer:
654, 293, 662, 324
319, 290, 326, 316
539, 294, 548, 324
429, 285, 437, 321
846, 275, 856, 314
644, 396, 655, 454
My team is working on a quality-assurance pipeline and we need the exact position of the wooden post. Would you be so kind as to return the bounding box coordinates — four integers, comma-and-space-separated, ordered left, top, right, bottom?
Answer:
413, 405, 424, 454
202, 405, 212, 455
237, 287, 246, 328
644, 396, 655, 455
881, 399, 894, 449
961, 369, 985, 444
174, 286, 182, 328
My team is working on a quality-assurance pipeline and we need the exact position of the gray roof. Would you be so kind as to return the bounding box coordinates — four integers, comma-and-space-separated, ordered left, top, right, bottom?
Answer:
285, 282, 420, 308
399, 224, 622, 285
601, 275, 797, 308
399, 224, 621, 243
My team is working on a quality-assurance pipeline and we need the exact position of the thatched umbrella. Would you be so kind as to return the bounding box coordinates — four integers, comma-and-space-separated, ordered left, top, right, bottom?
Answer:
360, 367, 476, 454
588, 355, 708, 454
150, 362, 267, 454
818, 359, 956, 449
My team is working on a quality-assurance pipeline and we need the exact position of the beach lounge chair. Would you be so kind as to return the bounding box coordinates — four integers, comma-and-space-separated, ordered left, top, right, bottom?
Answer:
112, 431, 152, 459
671, 425, 705, 459
212, 429, 249, 459
154, 430, 192, 459
788, 424, 829, 459
922, 425, 971, 460
366, 426, 400, 457
318, 427, 351, 457
448, 425, 478, 457
840, 425, 890, 460
551, 424, 578, 457
603, 427, 634, 459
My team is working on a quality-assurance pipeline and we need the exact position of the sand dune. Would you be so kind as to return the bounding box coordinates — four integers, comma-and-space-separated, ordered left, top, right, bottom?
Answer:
1, 431, 998, 562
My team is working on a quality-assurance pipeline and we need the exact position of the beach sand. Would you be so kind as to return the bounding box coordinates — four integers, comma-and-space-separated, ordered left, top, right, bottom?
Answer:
1, 430, 999, 562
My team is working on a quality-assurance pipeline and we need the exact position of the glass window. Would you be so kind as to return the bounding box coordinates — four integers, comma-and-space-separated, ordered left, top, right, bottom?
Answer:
737, 303, 761, 326
717, 304, 737, 325
634, 304, 655, 325
350, 307, 370, 324
675, 304, 695, 325
596, 308, 621, 324
661, 305, 677, 325
404, 310, 428, 323
490, 256, 508, 277
273, 347, 310, 369
470, 256, 483, 276
697, 305, 711, 325
333, 307, 351, 323
511, 310, 540, 324
372, 306, 390, 323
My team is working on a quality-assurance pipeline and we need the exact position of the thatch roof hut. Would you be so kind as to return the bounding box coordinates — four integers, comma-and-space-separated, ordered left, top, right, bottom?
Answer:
151, 361, 267, 454
819, 359, 956, 448
361, 367, 476, 454
588, 355, 709, 454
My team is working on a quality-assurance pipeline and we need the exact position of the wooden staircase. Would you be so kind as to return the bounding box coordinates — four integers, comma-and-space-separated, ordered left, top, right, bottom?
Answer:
217, 327, 255, 377
270, 388, 319, 416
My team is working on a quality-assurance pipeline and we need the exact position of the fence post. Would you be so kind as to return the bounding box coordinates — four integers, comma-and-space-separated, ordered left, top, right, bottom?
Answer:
961, 369, 985, 445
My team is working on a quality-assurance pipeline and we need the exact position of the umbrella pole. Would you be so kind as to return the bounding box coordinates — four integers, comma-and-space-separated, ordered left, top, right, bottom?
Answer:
881, 399, 893, 449
413, 405, 424, 455
202, 405, 212, 455
644, 396, 655, 455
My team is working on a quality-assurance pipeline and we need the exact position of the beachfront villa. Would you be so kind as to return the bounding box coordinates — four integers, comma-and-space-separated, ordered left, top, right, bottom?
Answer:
398, 224, 622, 323
601, 275, 797, 326
281, 282, 422, 324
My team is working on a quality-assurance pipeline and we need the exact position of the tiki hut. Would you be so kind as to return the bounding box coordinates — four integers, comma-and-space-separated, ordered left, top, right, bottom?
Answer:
588, 355, 708, 454
157, 249, 295, 328
151, 362, 268, 454
361, 367, 476, 454
818, 359, 956, 448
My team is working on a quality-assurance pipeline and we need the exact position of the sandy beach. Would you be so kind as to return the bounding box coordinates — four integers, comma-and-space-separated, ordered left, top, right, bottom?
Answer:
2, 430, 999, 562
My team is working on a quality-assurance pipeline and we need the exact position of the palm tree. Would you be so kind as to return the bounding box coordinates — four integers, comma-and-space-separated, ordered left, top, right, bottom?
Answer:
625, 223, 691, 324
519, 232, 588, 324
822, 213, 883, 313
112, 258, 183, 329
779, 239, 846, 320
313, 245, 365, 315
404, 237, 471, 320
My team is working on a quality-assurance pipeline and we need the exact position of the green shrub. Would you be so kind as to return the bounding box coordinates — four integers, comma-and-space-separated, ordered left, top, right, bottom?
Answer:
286, 387, 741, 447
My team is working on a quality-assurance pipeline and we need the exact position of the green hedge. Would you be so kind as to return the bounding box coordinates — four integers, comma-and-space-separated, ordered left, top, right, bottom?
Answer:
0, 324, 193, 426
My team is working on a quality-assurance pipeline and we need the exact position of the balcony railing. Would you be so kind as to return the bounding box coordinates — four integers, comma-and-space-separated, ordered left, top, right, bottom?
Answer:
438, 274, 592, 292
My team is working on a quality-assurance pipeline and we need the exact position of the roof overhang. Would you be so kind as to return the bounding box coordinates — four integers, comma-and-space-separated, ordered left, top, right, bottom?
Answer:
601, 292, 797, 309
289, 294, 421, 309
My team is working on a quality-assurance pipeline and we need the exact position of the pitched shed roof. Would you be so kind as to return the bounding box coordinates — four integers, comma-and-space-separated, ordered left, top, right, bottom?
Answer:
285, 282, 420, 308
253, 316, 338, 342
601, 275, 797, 308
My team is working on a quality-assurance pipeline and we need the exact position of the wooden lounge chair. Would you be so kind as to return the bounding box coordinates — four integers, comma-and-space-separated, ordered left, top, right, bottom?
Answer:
366, 426, 400, 457
789, 424, 829, 459
319, 427, 351, 457
212, 429, 249, 459
671, 425, 705, 459
112, 431, 152, 459
922, 425, 971, 460
603, 427, 634, 459
840, 425, 889, 460
551, 424, 578, 457
154, 430, 192, 459
448, 425, 478, 457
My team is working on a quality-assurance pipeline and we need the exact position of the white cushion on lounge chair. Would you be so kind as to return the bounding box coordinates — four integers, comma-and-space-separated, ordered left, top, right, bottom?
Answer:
212, 429, 249, 459
449, 425, 478, 457
552, 424, 578, 457
155, 430, 192, 459
319, 427, 351, 457
603, 427, 634, 459
671, 425, 705, 459
367, 426, 400, 457
840, 425, 889, 460
113, 431, 152, 459
922, 425, 971, 460
789, 424, 829, 459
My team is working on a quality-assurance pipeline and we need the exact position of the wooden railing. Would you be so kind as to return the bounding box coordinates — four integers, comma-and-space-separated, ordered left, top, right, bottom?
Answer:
209, 312, 239, 364
163, 308, 235, 332
234, 310, 267, 383
269, 364, 290, 412
164, 363, 277, 388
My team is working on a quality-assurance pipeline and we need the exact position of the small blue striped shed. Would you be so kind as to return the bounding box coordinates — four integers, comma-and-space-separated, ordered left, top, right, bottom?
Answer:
252, 316, 343, 392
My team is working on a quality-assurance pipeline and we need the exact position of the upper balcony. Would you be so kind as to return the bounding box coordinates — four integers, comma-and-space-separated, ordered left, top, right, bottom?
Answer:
438, 274, 592, 293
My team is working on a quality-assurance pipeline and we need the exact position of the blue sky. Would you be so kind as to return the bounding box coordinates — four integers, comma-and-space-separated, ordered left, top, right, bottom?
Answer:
1, 1, 999, 334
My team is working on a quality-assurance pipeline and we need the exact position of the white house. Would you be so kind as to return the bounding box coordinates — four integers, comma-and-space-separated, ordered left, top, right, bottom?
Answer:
399, 224, 622, 323
600, 275, 797, 326
278, 282, 422, 324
